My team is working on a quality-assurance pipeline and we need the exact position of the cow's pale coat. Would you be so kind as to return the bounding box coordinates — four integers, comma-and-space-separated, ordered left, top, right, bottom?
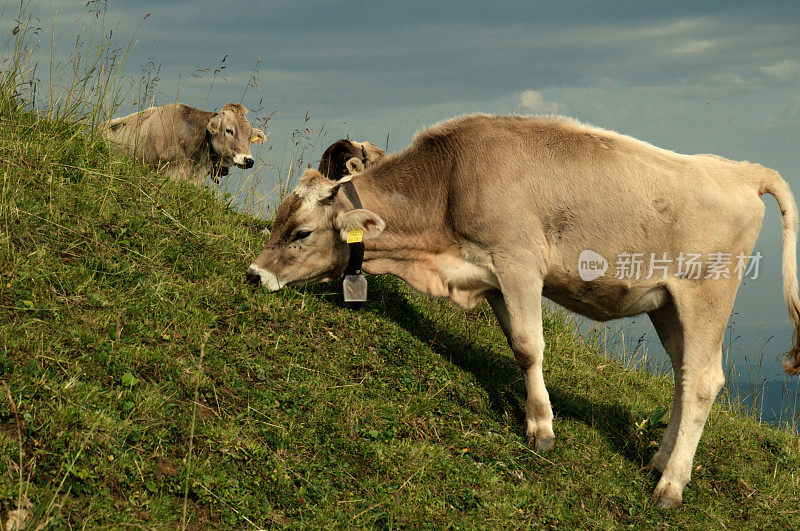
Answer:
102, 102, 265, 185
247, 114, 800, 507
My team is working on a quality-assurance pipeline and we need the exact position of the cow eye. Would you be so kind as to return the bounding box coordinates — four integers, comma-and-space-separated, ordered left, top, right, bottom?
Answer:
292, 229, 312, 242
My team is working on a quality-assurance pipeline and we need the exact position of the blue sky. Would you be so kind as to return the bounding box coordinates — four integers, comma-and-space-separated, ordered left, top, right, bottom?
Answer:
7, 1, 800, 378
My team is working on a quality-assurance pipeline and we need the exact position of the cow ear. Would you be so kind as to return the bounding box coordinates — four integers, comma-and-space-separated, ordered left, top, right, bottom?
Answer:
345, 157, 364, 175
336, 209, 386, 241
207, 114, 222, 135
250, 128, 266, 144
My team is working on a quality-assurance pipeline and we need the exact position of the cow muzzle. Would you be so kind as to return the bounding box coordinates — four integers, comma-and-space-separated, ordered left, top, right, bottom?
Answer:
233, 153, 255, 169
246, 265, 283, 291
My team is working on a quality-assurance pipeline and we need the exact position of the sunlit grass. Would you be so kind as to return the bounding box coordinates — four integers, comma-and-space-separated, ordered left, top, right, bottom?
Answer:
1, 2, 799, 528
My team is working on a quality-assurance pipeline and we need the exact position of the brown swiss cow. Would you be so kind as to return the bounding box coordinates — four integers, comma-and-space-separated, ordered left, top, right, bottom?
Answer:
103, 102, 265, 185
247, 114, 800, 508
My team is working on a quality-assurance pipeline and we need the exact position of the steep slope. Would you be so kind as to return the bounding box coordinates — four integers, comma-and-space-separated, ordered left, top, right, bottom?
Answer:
1, 96, 799, 528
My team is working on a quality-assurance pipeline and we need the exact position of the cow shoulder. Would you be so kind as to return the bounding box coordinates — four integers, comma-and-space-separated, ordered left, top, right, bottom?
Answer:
166, 103, 216, 159
171, 103, 214, 134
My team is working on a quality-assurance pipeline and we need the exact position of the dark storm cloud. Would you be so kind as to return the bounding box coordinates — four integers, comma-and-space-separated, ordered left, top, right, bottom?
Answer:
38, 1, 798, 118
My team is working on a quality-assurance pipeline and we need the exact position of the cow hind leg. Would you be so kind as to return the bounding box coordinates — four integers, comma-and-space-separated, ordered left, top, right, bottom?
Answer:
651, 284, 731, 508
647, 301, 684, 473
486, 280, 555, 452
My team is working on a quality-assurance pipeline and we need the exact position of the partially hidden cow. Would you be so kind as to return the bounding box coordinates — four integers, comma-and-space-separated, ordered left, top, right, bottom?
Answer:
103, 102, 265, 185
246, 114, 800, 508
318, 139, 386, 181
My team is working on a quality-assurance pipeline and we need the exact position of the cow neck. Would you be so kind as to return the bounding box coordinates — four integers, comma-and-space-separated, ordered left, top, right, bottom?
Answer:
342, 157, 464, 303
204, 130, 227, 179
342, 179, 364, 276
346, 174, 450, 281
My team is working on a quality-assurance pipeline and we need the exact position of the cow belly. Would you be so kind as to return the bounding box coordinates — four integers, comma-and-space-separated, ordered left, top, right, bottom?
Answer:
543, 272, 669, 321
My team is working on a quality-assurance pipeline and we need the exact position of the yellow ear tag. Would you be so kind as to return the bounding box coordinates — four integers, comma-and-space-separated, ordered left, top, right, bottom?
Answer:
250, 135, 260, 142
347, 229, 363, 244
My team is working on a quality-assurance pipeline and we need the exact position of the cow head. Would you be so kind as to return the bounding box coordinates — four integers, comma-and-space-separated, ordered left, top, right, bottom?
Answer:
318, 139, 386, 181
246, 168, 385, 290
207, 103, 266, 170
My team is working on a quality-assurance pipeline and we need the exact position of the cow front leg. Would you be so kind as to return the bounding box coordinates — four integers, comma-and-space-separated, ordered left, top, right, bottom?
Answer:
486, 284, 555, 451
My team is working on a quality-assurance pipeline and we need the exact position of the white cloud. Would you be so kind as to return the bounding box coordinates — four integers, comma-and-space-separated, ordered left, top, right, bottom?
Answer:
518, 90, 563, 113
760, 60, 800, 81
671, 38, 722, 55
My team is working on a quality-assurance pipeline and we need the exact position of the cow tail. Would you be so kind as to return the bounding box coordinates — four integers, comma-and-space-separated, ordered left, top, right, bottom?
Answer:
761, 169, 800, 374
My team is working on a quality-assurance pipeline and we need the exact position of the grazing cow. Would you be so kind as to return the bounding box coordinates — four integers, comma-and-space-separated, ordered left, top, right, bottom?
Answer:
246, 114, 800, 508
102, 102, 265, 185
318, 139, 386, 181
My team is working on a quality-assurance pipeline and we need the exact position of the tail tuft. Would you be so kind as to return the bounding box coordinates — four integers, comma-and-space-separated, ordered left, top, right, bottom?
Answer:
783, 302, 800, 375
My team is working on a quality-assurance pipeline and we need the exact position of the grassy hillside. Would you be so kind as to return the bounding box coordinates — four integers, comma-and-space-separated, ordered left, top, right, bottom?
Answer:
1, 93, 799, 529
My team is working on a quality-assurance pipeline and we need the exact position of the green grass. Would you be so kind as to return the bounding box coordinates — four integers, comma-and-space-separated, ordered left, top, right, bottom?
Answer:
1, 92, 799, 529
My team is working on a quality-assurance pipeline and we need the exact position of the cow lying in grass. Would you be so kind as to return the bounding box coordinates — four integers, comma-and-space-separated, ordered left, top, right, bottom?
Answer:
246, 114, 800, 508
102, 102, 265, 185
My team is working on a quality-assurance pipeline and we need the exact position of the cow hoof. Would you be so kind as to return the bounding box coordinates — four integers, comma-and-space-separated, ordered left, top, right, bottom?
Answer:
652, 479, 683, 509
529, 435, 555, 452
655, 496, 682, 509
